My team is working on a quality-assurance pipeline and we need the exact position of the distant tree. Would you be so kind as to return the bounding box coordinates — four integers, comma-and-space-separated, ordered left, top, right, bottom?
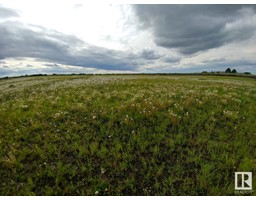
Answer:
231, 69, 237, 73
225, 68, 231, 73
244, 72, 251, 74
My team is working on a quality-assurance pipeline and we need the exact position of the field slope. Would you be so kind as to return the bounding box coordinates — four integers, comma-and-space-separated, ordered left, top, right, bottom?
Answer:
0, 75, 255, 195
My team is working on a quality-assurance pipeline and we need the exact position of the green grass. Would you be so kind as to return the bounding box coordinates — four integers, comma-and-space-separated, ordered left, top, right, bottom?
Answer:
0, 74, 255, 195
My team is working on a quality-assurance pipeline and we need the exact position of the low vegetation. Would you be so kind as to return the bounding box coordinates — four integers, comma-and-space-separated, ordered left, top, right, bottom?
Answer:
0, 74, 255, 195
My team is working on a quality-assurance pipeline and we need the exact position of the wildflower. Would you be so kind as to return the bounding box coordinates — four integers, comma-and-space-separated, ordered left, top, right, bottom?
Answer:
20, 104, 29, 110
101, 168, 106, 174
223, 110, 238, 117
95, 191, 99, 195
93, 116, 96, 119
53, 112, 61, 118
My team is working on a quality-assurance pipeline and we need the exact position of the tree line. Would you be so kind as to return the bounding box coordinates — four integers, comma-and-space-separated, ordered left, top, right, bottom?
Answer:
225, 68, 237, 73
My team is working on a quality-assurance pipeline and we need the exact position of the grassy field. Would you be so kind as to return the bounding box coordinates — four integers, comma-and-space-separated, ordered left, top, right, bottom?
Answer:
0, 74, 255, 195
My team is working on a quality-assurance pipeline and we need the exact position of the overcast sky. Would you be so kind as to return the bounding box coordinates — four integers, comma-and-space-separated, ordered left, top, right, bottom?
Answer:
0, 2, 256, 76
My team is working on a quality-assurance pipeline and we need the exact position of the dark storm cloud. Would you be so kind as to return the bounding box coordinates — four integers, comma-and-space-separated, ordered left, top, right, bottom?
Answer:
0, 21, 76, 60
140, 49, 161, 60
0, 6, 19, 18
162, 56, 180, 63
70, 46, 139, 70
133, 5, 256, 54
0, 21, 142, 71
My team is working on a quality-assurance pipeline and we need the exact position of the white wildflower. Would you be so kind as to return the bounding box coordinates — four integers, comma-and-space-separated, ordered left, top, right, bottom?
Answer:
101, 168, 106, 174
